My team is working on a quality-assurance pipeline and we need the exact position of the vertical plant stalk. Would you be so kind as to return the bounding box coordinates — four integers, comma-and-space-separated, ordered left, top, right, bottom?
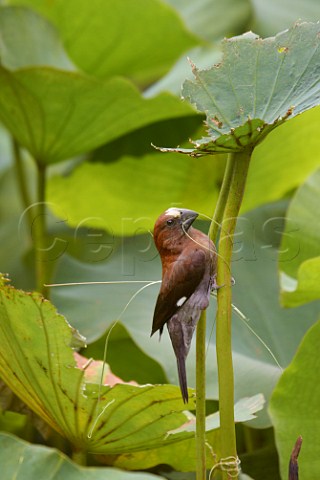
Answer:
195, 154, 239, 480
215, 149, 252, 479
34, 162, 49, 298
209, 154, 236, 242
196, 310, 207, 480
12, 138, 34, 230
13, 140, 50, 297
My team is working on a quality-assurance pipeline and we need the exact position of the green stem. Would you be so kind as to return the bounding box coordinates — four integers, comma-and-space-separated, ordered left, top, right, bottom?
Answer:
215, 150, 252, 479
195, 154, 239, 480
12, 138, 33, 230
34, 163, 49, 298
209, 154, 236, 242
71, 447, 87, 465
196, 310, 207, 480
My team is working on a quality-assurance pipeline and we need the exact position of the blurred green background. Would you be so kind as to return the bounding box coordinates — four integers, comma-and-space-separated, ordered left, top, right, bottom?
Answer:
0, 1, 320, 478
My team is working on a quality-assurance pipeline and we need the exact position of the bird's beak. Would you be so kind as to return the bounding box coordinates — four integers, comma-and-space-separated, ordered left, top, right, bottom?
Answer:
180, 209, 199, 230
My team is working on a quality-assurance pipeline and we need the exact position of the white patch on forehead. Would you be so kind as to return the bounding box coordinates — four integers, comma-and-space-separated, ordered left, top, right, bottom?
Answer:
176, 296, 187, 307
165, 208, 181, 217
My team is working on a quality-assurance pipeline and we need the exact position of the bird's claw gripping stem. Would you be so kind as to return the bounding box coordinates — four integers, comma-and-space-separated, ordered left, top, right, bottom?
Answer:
211, 273, 235, 290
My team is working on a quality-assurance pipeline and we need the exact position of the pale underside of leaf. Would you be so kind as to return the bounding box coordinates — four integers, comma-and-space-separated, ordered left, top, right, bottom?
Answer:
167, 393, 265, 434
157, 22, 320, 155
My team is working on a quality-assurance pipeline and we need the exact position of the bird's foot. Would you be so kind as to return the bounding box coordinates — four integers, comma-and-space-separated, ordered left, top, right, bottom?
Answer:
211, 274, 235, 290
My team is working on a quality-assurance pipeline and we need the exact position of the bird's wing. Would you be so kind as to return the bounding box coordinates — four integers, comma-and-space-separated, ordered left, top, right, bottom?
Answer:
151, 249, 206, 336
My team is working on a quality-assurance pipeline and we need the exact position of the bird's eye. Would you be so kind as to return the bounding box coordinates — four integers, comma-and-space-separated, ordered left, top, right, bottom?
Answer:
166, 218, 175, 226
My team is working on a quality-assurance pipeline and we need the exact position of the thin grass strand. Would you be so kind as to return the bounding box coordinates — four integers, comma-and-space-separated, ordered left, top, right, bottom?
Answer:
87, 280, 161, 439
209, 292, 282, 371
45, 280, 159, 287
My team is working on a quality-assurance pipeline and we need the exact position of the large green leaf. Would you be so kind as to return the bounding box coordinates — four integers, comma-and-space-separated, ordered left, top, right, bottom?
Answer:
279, 168, 320, 307
48, 151, 222, 235
50, 204, 319, 428
242, 106, 320, 213
47, 106, 320, 235
0, 276, 265, 471
0, 6, 75, 70
157, 23, 320, 155
0, 66, 195, 164
96, 395, 264, 471
0, 274, 202, 455
0, 432, 164, 480
281, 257, 320, 307
269, 320, 320, 479
8, 0, 198, 85
102, 431, 221, 472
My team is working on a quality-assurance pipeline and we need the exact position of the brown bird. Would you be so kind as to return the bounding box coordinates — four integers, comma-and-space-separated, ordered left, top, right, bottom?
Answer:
151, 208, 217, 402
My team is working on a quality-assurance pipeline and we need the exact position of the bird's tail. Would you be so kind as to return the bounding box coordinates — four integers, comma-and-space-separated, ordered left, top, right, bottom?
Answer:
167, 318, 193, 403
176, 354, 188, 403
